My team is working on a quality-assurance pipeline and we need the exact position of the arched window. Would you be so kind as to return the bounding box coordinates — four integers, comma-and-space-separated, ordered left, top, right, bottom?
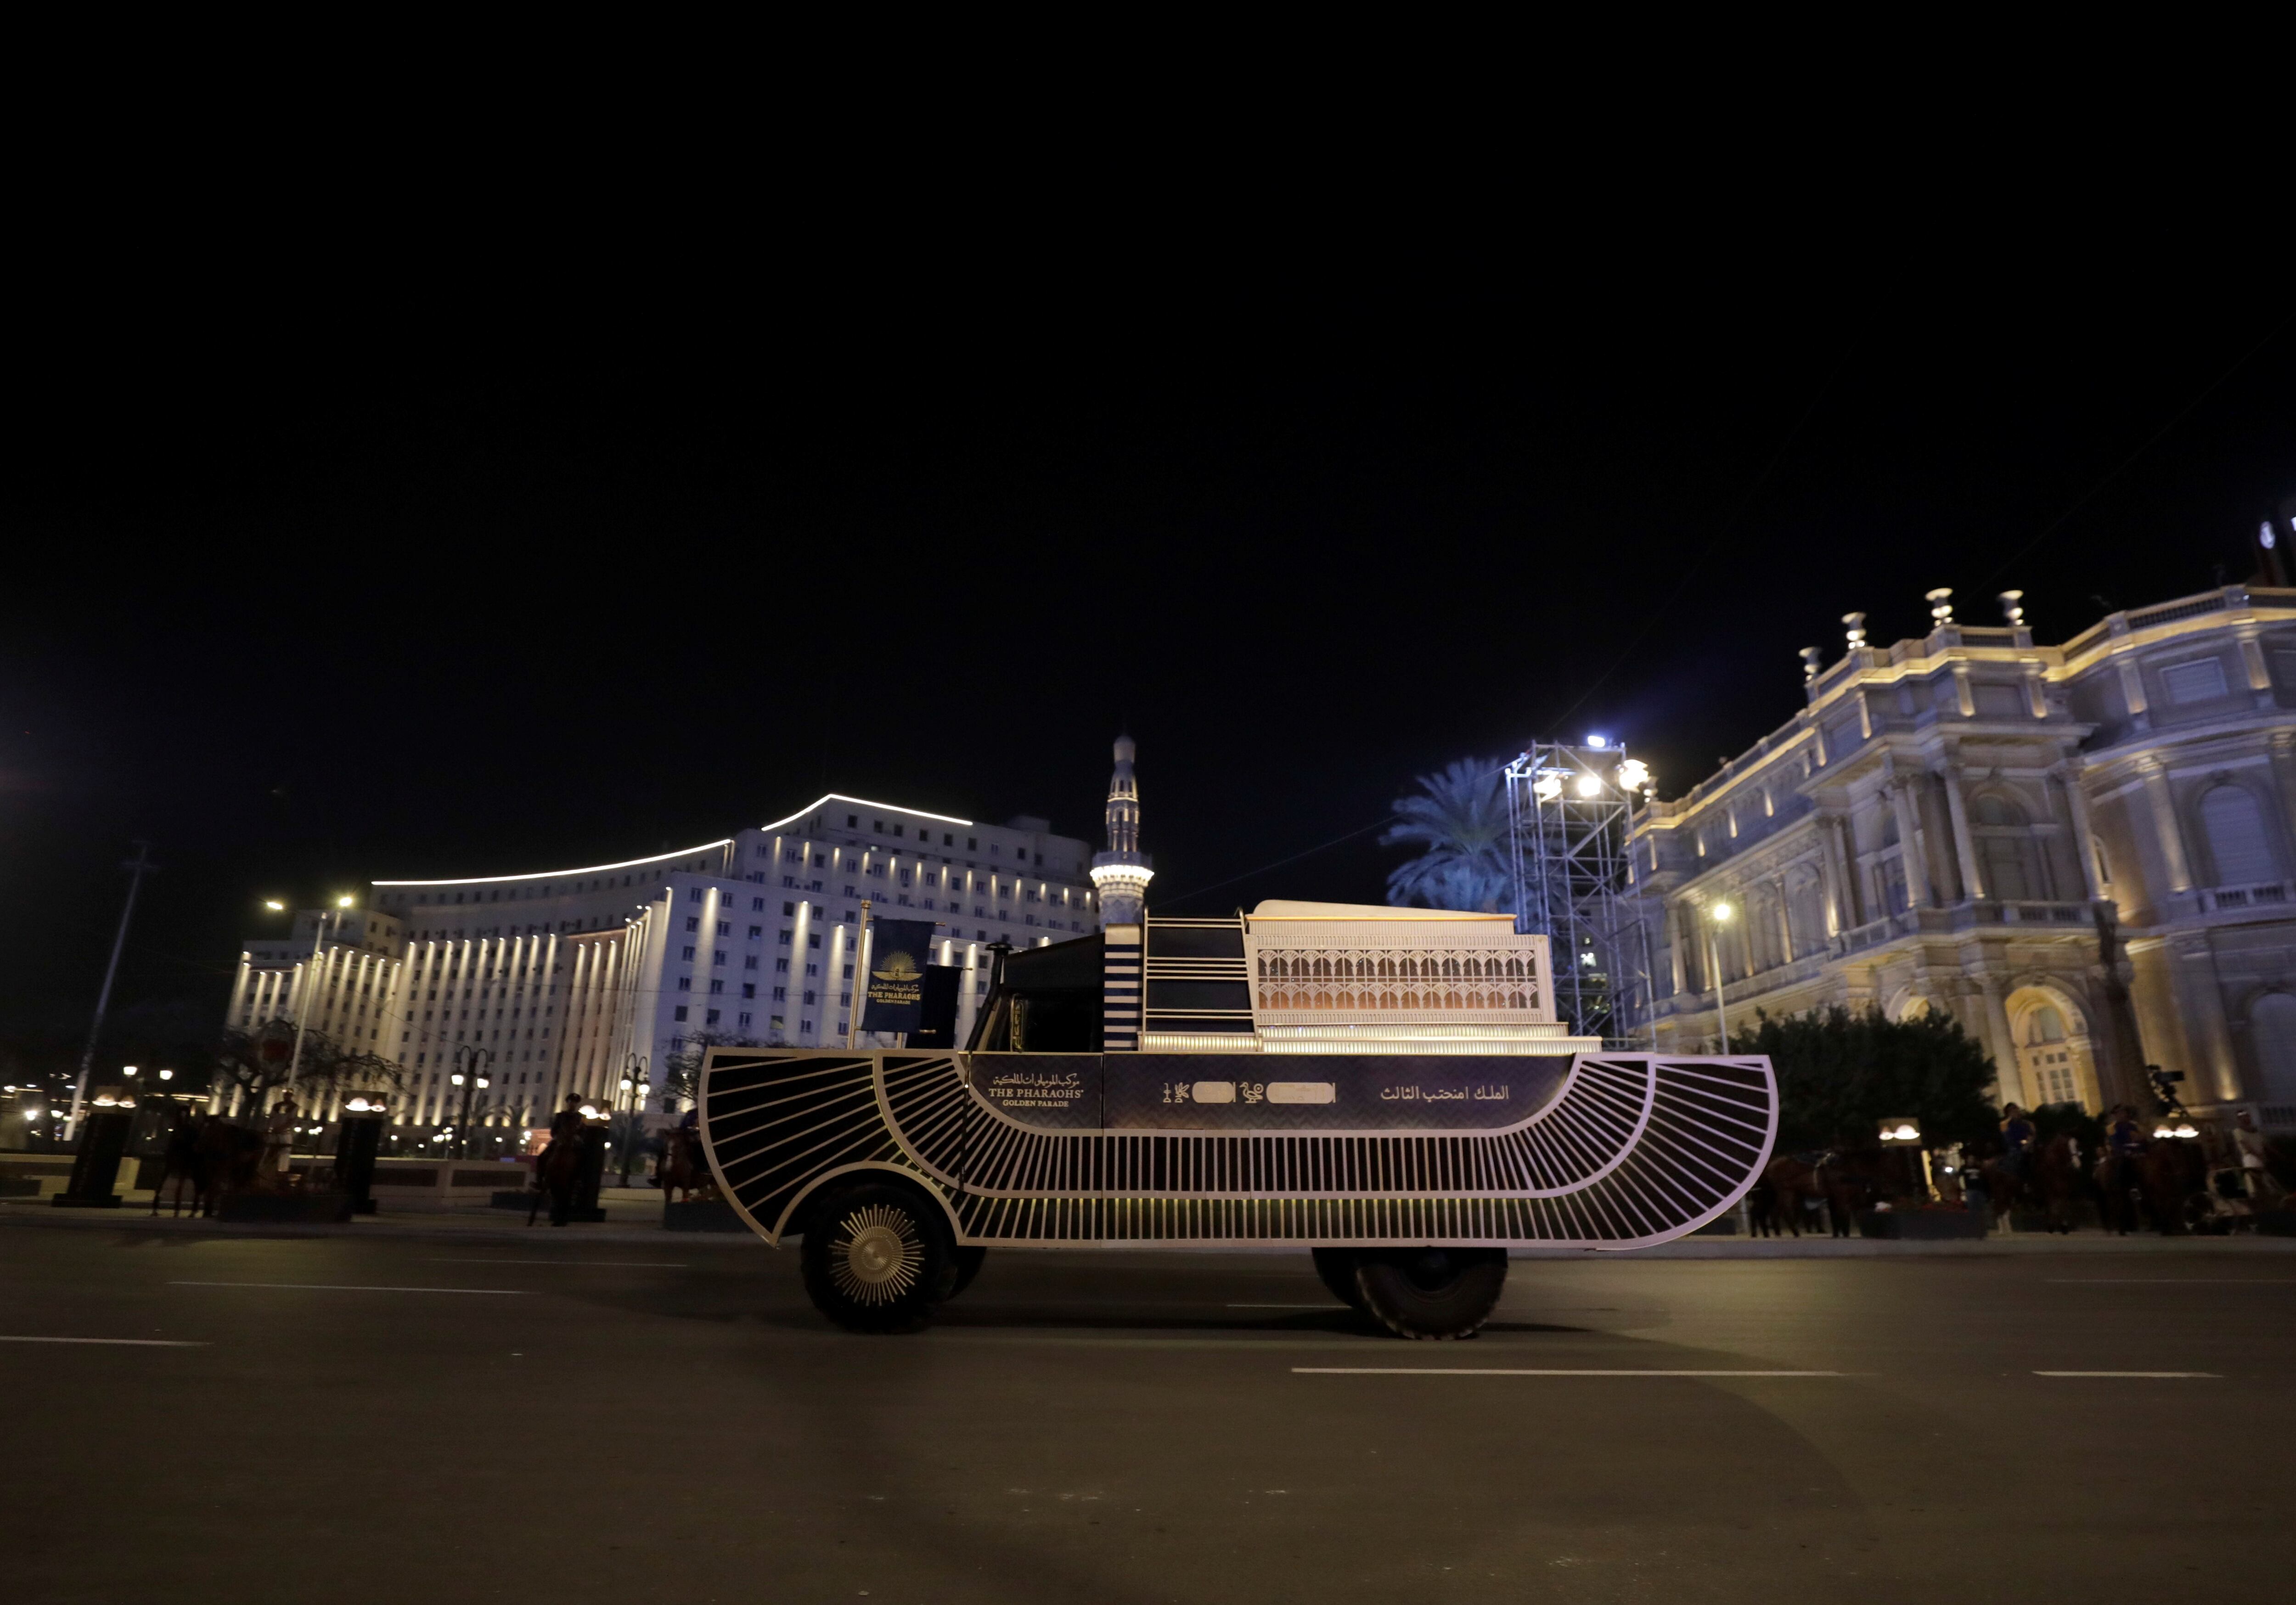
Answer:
2251, 993, 2296, 1103
2200, 785, 2277, 887
1972, 794, 2027, 828
2021, 1004, 2066, 1045
1400, 991, 1420, 1009
2241, 992, 2296, 1107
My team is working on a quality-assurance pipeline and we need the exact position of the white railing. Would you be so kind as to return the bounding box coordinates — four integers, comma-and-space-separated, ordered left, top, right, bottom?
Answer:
2202, 882, 2292, 912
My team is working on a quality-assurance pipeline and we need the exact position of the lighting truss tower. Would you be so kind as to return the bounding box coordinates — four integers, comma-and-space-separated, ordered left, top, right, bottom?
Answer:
1504, 742, 1653, 1048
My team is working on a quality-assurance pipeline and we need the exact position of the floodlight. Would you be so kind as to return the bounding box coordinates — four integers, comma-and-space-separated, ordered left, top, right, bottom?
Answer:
1615, 759, 1650, 791
122, 1066, 138, 1077
1587, 734, 1608, 749
158, 1069, 173, 1081
336, 895, 355, 908
1574, 773, 1602, 799
264, 899, 286, 911
1711, 902, 1733, 924
1533, 773, 1563, 802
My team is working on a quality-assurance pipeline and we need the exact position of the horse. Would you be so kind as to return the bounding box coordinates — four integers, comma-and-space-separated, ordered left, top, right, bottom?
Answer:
657, 1124, 715, 1205
192, 1115, 265, 1216
1983, 1134, 2083, 1233
1746, 1173, 1781, 1236
146, 1106, 205, 1217
1759, 1152, 1860, 1237
529, 1132, 586, 1227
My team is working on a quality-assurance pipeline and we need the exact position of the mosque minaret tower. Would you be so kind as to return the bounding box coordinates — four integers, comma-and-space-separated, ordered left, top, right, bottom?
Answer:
1088, 734, 1154, 926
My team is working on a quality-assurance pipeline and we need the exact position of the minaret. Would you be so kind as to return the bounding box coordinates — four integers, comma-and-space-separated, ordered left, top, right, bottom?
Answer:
1089, 734, 1154, 927
1091, 736, 1153, 1053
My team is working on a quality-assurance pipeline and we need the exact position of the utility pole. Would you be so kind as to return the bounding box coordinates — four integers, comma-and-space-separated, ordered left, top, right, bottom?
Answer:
68, 841, 158, 1140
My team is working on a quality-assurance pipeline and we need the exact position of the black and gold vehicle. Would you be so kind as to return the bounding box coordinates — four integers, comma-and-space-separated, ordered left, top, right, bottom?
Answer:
699, 912, 1776, 1338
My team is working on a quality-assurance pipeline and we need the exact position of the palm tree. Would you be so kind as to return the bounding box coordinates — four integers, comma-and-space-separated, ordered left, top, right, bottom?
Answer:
1381, 757, 1515, 913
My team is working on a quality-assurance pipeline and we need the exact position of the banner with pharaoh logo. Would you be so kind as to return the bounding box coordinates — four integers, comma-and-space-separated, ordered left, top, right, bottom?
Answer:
859, 918, 940, 1036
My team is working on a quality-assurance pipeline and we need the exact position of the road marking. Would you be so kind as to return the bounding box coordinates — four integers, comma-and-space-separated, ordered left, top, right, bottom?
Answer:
1228, 1303, 1336, 1309
2046, 1279, 2296, 1284
0, 1336, 209, 1347
422, 1259, 689, 1268
168, 1282, 528, 1295
2032, 1370, 2221, 1378
1292, 1368, 1841, 1377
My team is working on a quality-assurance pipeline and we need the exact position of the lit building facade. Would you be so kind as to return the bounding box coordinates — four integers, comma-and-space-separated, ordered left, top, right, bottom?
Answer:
226, 795, 1097, 1136
1625, 583, 2296, 1130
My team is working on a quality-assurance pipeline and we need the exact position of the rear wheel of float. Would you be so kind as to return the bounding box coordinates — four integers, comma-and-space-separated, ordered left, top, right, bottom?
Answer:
800, 1183, 953, 1334
1311, 1248, 1368, 1313
1353, 1247, 1508, 1340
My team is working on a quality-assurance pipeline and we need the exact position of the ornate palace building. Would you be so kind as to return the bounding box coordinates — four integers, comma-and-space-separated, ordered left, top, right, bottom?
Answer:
1626, 583, 2296, 1130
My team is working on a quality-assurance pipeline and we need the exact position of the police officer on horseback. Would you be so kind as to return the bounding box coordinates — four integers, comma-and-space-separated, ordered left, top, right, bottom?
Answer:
1999, 1104, 2036, 1182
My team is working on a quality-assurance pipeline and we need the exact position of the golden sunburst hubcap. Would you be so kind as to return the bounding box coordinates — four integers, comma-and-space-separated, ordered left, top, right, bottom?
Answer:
831, 1205, 923, 1303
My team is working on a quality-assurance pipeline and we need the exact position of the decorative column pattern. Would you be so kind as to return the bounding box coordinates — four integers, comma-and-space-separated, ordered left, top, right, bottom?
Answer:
1889, 782, 1930, 908
2138, 756, 2193, 893
1941, 763, 1985, 902
2054, 764, 2102, 901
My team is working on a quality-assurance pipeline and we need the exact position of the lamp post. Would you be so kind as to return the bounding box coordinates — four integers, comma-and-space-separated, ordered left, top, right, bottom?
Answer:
282, 895, 356, 1107
1705, 901, 1735, 1051
616, 1053, 647, 1187
450, 1044, 493, 1159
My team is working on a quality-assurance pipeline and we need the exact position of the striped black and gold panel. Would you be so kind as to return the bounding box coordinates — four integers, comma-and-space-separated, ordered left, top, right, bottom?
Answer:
701, 1050, 1776, 1250
701, 1053, 909, 1237
1143, 917, 1255, 1036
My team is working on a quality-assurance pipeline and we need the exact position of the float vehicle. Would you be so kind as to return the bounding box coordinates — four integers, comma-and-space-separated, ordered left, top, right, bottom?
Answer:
698, 903, 1776, 1338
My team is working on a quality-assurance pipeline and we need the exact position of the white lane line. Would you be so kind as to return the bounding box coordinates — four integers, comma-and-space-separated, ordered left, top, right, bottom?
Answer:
1293, 1368, 1841, 1377
422, 1259, 688, 1268
1228, 1303, 1336, 1309
2033, 1370, 2220, 1378
2046, 1279, 2296, 1284
168, 1282, 527, 1295
0, 1336, 209, 1347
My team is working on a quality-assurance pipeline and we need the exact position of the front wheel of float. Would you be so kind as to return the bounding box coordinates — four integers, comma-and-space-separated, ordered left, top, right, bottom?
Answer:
1353, 1247, 1508, 1340
799, 1182, 954, 1334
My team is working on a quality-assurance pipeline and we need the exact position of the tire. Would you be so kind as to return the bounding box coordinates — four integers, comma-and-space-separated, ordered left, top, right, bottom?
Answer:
941, 1245, 987, 1301
1353, 1247, 1508, 1340
1311, 1248, 1367, 1312
799, 1182, 953, 1334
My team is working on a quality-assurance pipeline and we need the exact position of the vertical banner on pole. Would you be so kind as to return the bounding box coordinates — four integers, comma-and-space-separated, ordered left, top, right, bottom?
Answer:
860, 918, 940, 1039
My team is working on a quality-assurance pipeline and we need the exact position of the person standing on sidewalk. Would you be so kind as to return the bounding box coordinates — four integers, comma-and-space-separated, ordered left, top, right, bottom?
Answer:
2234, 1110, 2284, 1209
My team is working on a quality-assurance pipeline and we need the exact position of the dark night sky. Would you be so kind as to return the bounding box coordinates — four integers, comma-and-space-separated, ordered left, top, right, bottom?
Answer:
4, 222, 2289, 1070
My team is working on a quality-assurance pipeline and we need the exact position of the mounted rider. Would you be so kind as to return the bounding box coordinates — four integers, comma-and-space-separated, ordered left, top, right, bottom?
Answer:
536, 1093, 587, 1227
1998, 1104, 2037, 1181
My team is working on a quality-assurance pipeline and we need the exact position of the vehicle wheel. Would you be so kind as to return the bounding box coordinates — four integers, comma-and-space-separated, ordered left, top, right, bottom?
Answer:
1311, 1248, 1367, 1312
800, 1183, 953, 1334
1353, 1247, 1507, 1340
941, 1245, 987, 1300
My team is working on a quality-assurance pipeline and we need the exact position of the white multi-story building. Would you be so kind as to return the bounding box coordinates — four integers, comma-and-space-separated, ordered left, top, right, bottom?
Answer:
225, 794, 1097, 1136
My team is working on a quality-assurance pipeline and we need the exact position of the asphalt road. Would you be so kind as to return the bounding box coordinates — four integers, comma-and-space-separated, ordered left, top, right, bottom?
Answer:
5, 1224, 2290, 1604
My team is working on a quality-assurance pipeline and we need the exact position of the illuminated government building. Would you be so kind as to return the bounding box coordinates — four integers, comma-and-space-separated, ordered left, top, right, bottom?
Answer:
1626, 580, 2296, 1128
227, 797, 1097, 1134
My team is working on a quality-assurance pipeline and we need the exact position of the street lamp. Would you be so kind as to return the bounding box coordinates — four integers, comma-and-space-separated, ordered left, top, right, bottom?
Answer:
281, 896, 358, 1103
616, 1053, 648, 1186
1706, 901, 1735, 1050
450, 1044, 493, 1159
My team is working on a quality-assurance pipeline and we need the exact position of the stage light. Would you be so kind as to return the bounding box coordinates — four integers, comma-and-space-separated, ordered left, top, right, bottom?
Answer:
1575, 773, 1602, 798
1587, 734, 1608, 749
